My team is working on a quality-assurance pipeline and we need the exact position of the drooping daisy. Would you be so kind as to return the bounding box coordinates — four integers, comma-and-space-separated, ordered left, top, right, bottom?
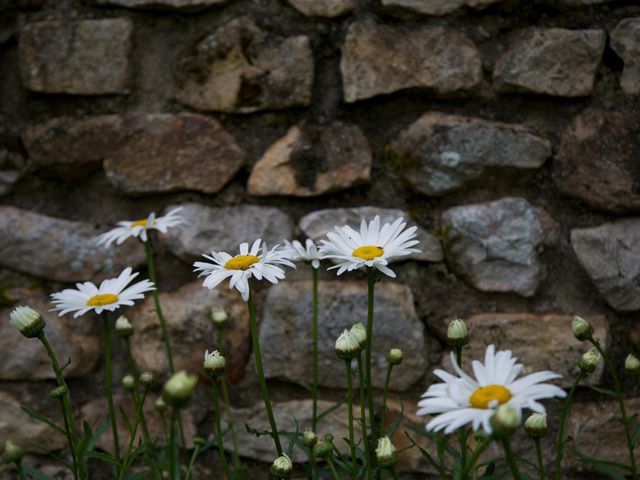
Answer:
319, 216, 421, 278
96, 207, 183, 246
417, 345, 566, 435
283, 239, 321, 269
194, 239, 295, 301
51, 267, 155, 318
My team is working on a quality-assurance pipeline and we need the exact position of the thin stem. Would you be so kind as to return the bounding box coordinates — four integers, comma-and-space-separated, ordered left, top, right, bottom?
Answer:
365, 267, 377, 441
57, 397, 80, 480
555, 371, 584, 480
102, 313, 121, 472
144, 238, 175, 374
169, 409, 180, 480
212, 380, 231, 480
455, 346, 462, 369
461, 435, 492, 479
501, 437, 521, 480
326, 456, 340, 480
458, 428, 468, 474
390, 466, 400, 480
309, 450, 317, 480
589, 337, 638, 479
345, 359, 357, 475
184, 445, 201, 480
534, 438, 545, 480
248, 290, 283, 455
16, 462, 26, 480
380, 363, 394, 435
123, 337, 139, 378
220, 375, 241, 471
357, 354, 372, 480
117, 389, 147, 480
312, 267, 319, 432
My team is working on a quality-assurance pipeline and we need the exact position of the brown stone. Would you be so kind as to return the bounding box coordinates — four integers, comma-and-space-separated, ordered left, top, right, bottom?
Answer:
0, 206, 145, 282
493, 28, 605, 97
0, 288, 100, 380
18, 18, 132, 95
176, 17, 314, 113
248, 122, 372, 197
381, 0, 501, 16
611, 18, 640, 96
287, 0, 358, 17
88, 0, 227, 9
129, 281, 250, 383
553, 109, 640, 212
341, 18, 482, 103
0, 149, 25, 196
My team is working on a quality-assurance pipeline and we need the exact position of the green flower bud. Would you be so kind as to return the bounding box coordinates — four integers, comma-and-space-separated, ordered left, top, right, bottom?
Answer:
140, 371, 155, 387
350, 323, 367, 349
388, 348, 403, 366
447, 319, 469, 348
155, 397, 167, 413
524, 413, 548, 438
203, 350, 226, 377
211, 307, 228, 328
122, 374, 136, 392
3, 440, 25, 463
490, 405, 520, 437
578, 347, 600, 374
335, 330, 360, 360
50, 385, 68, 400
115, 315, 134, 337
626, 354, 640, 375
9, 306, 45, 338
270, 453, 293, 479
312, 435, 333, 458
303, 430, 318, 447
375, 436, 397, 469
162, 371, 198, 408
572, 316, 593, 342
193, 437, 206, 447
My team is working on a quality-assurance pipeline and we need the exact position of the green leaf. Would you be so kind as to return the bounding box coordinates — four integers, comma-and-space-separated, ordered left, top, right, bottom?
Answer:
317, 399, 346, 423
386, 402, 404, 437
20, 405, 66, 436
88, 451, 120, 465
22, 466, 55, 480
588, 385, 617, 398
573, 446, 630, 479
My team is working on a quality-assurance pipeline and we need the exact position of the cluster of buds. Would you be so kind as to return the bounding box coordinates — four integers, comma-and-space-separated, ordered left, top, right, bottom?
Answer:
375, 436, 397, 469
447, 318, 469, 348
270, 453, 293, 479
162, 371, 198, 408
203, 350, 226, 378
9, 306, 45, 339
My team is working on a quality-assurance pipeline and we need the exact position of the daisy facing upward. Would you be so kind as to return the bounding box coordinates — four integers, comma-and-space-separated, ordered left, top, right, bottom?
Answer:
96, 207, 183, 246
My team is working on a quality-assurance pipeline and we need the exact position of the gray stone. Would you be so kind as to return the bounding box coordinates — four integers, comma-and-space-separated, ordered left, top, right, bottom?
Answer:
299, 206, 444, 263
493, 28, 605, 97
381, 0, 501, 16
161, 203, 293, 263
441, 313, 608, 387
553, 109, 640, 212
561, 0, 616, 4
341, 18, 482, 103
0, 149, 25, 196
0, 206, 145, 282
88, 0, 227, 10
389, 113, 551, 196
129, 281, 250, 383
259, 280, 427, 390
571, 218, 640, 312
442, 197, 558, 297
287, 0, 358, 17
0, 288, 100, 380
176, 17, 313, 113
611, 18, 640, 96
247, 122, 372, 197
18, 18, 132, 95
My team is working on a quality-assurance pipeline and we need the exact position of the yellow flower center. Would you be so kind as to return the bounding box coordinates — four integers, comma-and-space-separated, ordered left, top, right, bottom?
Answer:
130, 219, 148, 228
469, 385, 512, 409
224, 255, 260, 270
86, 293, 119, 307
352, 246, 384, 260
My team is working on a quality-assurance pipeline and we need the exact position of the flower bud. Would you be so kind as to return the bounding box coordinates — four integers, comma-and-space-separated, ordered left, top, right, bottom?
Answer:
375, 436, 397, 469
447, 318, 469, 348
490, 404, 520, 437
140, 371, 155, 387
524, 413, 548, 438
155, 397, 167, 413
122, 374, 136, 392
572, 316, 593, 342
270, 453, 293, 479
312, 435, 333, 458
2, 440, 25, 464
388, 348, 403, 366
335, 330, 360, 360
211, 307, 228, 328
303, 430, 318, 447
626, 354, 640, 375
350, 323, 367, 349
193, 437, 206, 447
162, 371, 198, 408
50, 385, 68, 400
203, 350, 226, 377
9, 306, 45, 338
115, 315, 134, 337
578, 347, 601, 374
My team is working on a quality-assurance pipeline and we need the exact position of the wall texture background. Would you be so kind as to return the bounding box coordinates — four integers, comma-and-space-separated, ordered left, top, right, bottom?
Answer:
2, 0, 640, 477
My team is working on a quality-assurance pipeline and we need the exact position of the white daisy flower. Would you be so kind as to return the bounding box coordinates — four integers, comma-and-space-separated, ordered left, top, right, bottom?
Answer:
51, 267, 155, 318
283, 239, 321, 269
193, 239, 295, 302
96, 207, 183, 246
319, 216, 421, 278
417, 345, 566, 435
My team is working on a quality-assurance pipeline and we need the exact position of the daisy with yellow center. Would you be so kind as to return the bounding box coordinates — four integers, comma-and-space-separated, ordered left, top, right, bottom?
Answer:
318, 216, 421, 278
193, 239, 295, 302
96, 207, 183, 247
50, 267, 155, 318
417, 345, 566, 434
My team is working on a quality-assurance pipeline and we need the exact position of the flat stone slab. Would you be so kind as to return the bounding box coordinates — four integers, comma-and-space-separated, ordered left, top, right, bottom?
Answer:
381, 0, 501, 16
442, 197, 558, 297
493, 28, 605, 97
88, 0, 227, 9
299, 206, 443, 263
248, 122, 372, 197
161, 203, 293, 263
0, 206, 145, 282
175, 17, 313, 113
611, 18, 640, 96
571, 218, 640, 312
389, 113, 551, 196
341, 18, 482, 103
18, 18, 132, 95
259, 280, 427, 390
286, 0, 358, 17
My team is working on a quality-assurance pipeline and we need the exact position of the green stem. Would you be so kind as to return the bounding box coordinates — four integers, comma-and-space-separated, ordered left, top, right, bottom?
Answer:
309, 450, 317, 480
458, 428, 468, 474
312, 267, 319, 432
326, 456, 340, 480
390, 466, 400, 480
102, 313, 121, 472
144, 238, 175, 374
555, 371, 584, 480
357, 354, 372, 480
345, 359, 357, 475
169, 409, 180, 480
461, 435, 492, 479
455, 346, 462, 369
365, 267, 377, 441
184, 445, 201, 480
220, 375, 241, 471
589, 337, 638, 479
248, 290, 283, 455
534, 438, 545, 480
117, 389, 147, 480
380, 363, 394, 435
501, 437, 521, 480
123, 337, 139, 378
212, 380, 231, 480
16, 462, 26, 480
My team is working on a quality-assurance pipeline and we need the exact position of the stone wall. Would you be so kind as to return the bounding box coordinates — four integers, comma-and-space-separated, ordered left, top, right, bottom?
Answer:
2, 0, 640, 477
